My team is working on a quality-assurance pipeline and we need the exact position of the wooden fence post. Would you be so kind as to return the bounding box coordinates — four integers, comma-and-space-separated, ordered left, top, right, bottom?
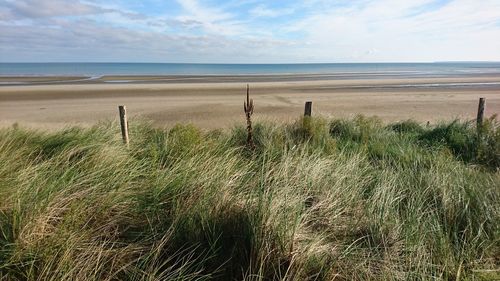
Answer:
477, 98, 485, 128
304, 101, 312, 117
118, 105, 129, 146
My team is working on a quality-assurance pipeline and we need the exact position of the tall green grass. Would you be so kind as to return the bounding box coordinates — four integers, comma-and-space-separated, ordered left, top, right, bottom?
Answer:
0, 116, 498, 280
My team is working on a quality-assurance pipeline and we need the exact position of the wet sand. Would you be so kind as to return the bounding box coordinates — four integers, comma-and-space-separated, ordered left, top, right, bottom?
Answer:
0, 74, 499, 129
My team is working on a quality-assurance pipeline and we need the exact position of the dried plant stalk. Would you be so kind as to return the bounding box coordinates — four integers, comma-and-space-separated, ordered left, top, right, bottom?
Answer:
243, 84, 255, 149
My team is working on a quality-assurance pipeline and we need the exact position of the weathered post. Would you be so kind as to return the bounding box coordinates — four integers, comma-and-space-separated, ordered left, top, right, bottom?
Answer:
118, 105, 129, 146
477, 98, 485, 128
304, 101, 312, 117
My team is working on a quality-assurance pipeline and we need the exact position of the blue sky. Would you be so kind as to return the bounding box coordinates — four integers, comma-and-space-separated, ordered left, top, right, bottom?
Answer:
1, 0, 500, 63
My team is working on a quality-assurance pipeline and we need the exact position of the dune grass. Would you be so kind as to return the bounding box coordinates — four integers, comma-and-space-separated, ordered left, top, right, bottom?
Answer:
0, 115, 498, 280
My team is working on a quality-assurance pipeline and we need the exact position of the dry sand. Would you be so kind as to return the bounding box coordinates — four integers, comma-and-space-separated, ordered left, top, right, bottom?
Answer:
0, 75, 499, 130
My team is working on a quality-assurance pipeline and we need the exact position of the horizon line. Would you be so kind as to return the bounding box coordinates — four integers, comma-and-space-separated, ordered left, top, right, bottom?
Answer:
2, 61, 500, 64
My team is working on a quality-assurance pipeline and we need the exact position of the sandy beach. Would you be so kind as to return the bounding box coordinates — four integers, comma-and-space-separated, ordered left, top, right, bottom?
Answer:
1, 74, 499, 129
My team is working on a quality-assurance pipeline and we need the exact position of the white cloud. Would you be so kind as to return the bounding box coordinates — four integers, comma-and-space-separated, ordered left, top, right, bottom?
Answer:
175, 0, 245, 36
284, 0, 500, 62
0, 16, 289, 62
0, 0, 112, 19
249, 4, 295, 18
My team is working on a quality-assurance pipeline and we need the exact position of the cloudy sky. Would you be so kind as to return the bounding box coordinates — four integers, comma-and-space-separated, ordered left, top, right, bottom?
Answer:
1, 0, 500, 63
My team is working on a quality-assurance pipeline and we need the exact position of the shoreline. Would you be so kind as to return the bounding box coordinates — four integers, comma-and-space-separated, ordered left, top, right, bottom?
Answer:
2, 72, 500, 86
1, 74, 499, 130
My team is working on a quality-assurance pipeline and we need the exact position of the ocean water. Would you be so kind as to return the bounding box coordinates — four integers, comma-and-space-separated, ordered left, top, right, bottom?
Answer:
1, 62, 500, 76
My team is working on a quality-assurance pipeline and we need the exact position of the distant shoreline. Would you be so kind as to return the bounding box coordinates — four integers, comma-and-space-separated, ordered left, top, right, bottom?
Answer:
2, 71, 500, 86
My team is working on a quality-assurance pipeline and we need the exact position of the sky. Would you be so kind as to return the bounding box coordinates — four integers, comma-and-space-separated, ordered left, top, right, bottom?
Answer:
1, 0, 500, 63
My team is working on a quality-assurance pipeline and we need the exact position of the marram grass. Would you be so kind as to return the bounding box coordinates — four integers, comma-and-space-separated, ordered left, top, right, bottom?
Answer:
0, 116, 498, 280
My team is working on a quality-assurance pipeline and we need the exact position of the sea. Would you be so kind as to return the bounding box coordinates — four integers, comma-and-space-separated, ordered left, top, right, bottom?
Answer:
1, 62, 500, 76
